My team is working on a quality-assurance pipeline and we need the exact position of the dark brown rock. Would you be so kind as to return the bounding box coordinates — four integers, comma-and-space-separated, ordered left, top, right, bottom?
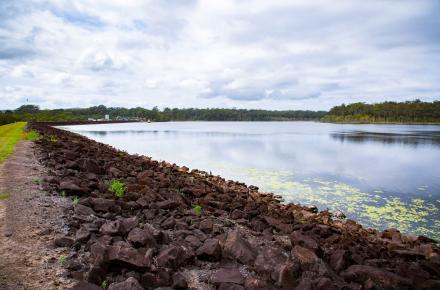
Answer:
156, 246, 187, 269
341, 265, 411, 290
74, 204, 95, 216
69, 281, 102, 290
290, 231, 318, 251
329, 249, 347, 273
89, 198, 116, 212
108, 277, 144, 290
127, 228, 157, 248
211, 268, 245, 285
218, 283, 244, 290
107, 241, 151, 269
171, 272, 187, 290
199, 218, 213, 233
222, 230, 257, 264
100, 220, 121, 235
196, 238, 221, 261
54, 236, 74, 247
157, 199, 180, 210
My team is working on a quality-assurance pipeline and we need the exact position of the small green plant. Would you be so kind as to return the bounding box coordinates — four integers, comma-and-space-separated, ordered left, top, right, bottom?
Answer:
49, 135, 58, 143
58, 255, 66, 265
101, 280, 108, 290
32, 177, 41, 184
72, 196, 79, 205
24, 130, 40, 141
0, 193, 11, 200
60, 191, 66, 197
192, 204, 202, 216
109, 179, 125, 198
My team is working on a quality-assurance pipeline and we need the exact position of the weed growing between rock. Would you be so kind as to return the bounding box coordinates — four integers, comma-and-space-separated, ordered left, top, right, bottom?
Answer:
109, 179, 125, 198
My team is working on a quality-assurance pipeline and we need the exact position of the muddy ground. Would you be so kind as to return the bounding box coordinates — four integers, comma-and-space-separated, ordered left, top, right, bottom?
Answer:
0, 140, 74, 289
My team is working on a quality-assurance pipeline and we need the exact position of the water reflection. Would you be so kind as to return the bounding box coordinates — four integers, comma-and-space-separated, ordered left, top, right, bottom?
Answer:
331, 130, 440, 147
60, 122, 440, 239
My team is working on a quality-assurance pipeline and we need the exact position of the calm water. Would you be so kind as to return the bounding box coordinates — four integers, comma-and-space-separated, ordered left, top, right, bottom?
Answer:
60, 122, 440, 239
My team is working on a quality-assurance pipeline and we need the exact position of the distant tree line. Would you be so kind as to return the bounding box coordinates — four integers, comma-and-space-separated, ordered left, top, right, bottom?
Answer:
0, 104, 326, 125
2, 100, 439, 125
321, 100, 440, 123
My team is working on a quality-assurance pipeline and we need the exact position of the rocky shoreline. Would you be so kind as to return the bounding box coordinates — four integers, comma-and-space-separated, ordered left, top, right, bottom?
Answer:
29, 122, 440, 290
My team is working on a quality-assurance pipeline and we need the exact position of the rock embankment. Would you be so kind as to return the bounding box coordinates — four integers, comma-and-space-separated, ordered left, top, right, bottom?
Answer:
29, 123, 440, 290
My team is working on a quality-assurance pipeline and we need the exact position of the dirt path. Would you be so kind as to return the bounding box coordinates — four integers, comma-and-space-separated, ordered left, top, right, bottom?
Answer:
0, 141, 74, 290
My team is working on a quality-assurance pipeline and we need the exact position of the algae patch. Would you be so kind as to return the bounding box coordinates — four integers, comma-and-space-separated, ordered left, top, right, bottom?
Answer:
234, 167, 440, 240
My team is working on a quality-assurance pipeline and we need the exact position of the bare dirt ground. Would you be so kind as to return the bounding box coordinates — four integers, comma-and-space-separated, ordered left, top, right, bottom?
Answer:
0, 141, 74, 290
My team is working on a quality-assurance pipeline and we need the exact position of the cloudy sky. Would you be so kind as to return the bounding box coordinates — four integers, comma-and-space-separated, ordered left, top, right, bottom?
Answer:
1, 0, 439, 110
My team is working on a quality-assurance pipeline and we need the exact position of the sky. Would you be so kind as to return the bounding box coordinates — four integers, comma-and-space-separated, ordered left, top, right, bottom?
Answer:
0, 0, 439, 111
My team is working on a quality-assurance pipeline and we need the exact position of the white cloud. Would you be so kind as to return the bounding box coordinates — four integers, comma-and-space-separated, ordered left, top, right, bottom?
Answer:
0, 0, 439, 110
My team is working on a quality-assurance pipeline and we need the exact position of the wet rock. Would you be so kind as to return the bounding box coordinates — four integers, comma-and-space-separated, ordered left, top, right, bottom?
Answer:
341, 265, 411, 290
54, 236, 74, 247
211, 268, 245, 285
222, 230, 257, 264
196, 238, 221, 261
108, 277, 144, 290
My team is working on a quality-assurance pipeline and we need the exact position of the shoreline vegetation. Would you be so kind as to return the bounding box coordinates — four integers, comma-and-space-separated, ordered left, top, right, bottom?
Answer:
0, 122, 26, 163
21, 122, 440, 289
1, 100, 439, 125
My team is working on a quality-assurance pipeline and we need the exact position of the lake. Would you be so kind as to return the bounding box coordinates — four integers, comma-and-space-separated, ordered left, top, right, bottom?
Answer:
60, 121, 440, 239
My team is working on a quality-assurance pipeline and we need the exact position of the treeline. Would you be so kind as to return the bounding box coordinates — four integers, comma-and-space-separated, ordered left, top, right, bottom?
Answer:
0, 105, 326, 125
321, 100, 440, 123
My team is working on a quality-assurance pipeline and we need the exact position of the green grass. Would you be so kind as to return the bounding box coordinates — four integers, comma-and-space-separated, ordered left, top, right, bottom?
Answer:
24, 130, 40, 141
0, 193, 11, 200
192, 204, 203, 216
0, 122, 27, 163
109, 179, 125, 198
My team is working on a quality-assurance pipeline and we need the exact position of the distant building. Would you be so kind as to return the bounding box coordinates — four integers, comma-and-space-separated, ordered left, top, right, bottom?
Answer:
105, 114, 110, 120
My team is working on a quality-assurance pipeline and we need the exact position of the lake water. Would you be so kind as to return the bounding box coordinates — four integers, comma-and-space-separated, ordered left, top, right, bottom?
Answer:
60, 122, 440, 239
